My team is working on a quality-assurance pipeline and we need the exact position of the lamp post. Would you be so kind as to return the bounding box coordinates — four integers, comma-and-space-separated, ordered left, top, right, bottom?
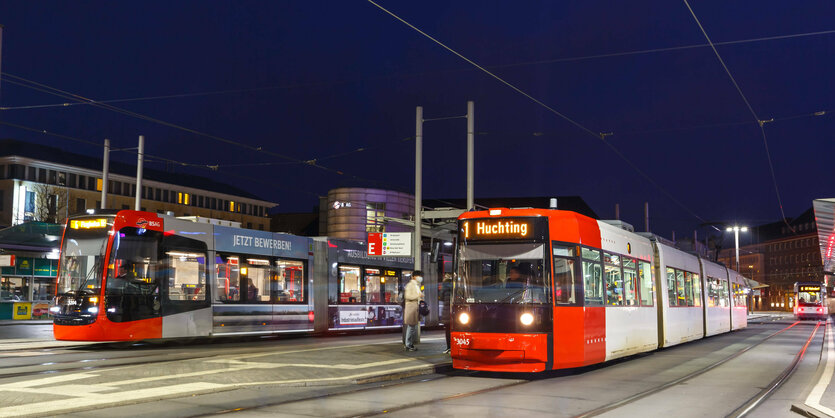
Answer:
725, 225, 748, 272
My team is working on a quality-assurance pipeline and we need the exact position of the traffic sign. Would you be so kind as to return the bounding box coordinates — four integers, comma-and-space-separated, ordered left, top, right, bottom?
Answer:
367, 232, 412, 256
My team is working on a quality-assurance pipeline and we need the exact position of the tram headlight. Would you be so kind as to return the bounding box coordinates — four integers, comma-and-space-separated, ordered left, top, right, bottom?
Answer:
458, 312, 470, 325
49, 306, 60, 313
87, 307, 99, 314
520, 312, 534, 326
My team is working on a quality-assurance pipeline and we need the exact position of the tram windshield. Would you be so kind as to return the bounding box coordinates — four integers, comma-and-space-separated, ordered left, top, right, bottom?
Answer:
456, 243, 549, 304
797, 289, 822, 306
57, 218, 112, 296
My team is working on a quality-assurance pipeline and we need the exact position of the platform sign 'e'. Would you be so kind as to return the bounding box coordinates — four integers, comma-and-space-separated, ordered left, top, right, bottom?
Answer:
367, 232, 412, 256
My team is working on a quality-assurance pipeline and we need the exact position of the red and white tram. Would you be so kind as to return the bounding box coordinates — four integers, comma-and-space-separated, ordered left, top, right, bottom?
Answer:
450, 208, 750, 372
793, 282, 828, 320
52, 210, 424, 341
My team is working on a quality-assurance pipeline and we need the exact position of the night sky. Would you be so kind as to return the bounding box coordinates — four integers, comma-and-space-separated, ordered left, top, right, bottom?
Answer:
1, 1, 833, 246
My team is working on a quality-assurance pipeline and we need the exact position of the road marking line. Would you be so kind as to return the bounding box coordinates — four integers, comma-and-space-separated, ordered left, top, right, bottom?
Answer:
0, 382, 225, 417
804, 320, 835, 416
0, 373, 100, 389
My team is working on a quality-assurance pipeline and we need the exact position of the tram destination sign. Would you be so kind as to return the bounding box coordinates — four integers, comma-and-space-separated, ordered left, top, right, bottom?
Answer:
798, 285, 821, 292
459, 217, 548, 242
367, 232, 412, 256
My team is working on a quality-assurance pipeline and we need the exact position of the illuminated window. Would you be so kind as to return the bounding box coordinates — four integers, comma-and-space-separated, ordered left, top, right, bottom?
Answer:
229, 201, 235, 212
366, 202, 385, 232
178, 192, 183, 204
96, 178, 103, 191
184, 193, 190, 206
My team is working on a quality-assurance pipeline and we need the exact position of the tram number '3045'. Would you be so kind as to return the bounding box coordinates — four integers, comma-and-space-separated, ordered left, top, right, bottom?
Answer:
454, 337, 471, 347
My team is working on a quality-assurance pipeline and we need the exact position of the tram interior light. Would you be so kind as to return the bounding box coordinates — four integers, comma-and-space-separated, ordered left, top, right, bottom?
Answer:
89, 297, 98, 304
458, 312, 470, 325
520, 312, 534, 325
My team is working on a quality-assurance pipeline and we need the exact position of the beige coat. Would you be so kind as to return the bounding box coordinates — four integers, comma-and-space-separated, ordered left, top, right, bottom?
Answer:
403, 279, 423, 326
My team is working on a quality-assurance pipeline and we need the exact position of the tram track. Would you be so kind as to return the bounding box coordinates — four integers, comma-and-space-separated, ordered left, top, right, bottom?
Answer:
575, 320, 820, 417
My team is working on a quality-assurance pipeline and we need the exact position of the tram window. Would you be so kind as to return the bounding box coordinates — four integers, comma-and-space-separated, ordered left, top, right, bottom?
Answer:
216, 255, 241, 302
638, 261, 654, 306
166, 251, 206, 301
623, 262, 637, 306
365, 269, 382, 304
105, 227, 162, 322
683, 271, 693, 306
692, 273, 701, 307
382, 271, 400, 304
339, 266, 362, 304
605, 263, 623, 306
666, 268, 677, 307
553, 256, 576, 305
275, 259, 305, 303
582, 248, 601, 262
244, 258, 272, 303
675, 270, 686, 306
583, 260, 603, 306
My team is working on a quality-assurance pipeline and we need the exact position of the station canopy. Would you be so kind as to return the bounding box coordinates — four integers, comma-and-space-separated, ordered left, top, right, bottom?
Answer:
812, 199, 835, 287
0, 222, 63, 252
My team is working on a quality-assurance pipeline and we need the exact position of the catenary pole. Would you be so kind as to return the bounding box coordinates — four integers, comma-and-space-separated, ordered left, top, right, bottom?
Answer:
101, 139, 110, 209
467, 101, 474, 210
135, 135, 144, 210
414, 107, 423, 270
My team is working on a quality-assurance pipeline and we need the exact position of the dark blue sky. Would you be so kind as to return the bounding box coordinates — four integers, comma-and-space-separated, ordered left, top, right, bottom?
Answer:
1, 1, 833, 245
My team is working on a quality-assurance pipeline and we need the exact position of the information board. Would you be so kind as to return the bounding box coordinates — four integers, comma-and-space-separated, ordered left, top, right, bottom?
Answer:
367, 232, 412, 256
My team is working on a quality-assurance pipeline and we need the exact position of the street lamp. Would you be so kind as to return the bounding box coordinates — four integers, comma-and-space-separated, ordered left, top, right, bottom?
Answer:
725, 225, 748, 272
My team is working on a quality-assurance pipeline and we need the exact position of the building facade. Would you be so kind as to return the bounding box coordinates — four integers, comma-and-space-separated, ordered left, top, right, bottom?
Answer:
718, 212, 822, 311
0, 140, 277, 318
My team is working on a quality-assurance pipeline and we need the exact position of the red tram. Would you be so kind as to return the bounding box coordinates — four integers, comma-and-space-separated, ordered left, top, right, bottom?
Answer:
450, 208, 749, 372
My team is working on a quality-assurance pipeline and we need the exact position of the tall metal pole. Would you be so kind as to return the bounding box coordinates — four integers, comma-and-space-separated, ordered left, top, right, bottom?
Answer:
644, 202, 649, 232
135, 135, 144, 210
466, 101, 474, 210
734, 227, 740, 272
101, 139, 110, 209
414, 107, 423, 271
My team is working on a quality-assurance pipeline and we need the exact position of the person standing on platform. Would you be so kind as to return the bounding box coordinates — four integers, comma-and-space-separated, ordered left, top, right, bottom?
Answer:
403, 270, 424, 351
440, 273, 453, 354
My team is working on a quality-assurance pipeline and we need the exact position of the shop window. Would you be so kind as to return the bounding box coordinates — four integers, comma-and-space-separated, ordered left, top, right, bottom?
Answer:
339, 266, 362, 304
33, 277, 54, 301
1, 277, 29, 301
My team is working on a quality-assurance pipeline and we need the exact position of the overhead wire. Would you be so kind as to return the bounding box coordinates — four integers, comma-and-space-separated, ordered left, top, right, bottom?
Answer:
367, 0, 719, 230
0, 120, 324, 199
0, 72, 412, 192
683, 0, 794, 232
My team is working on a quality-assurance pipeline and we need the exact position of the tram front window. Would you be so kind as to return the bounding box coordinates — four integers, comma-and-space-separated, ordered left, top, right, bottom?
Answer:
58, 219, 112, 297
797, 290, 821, 306
456, 243, 549, 304
104, 227, 162, 322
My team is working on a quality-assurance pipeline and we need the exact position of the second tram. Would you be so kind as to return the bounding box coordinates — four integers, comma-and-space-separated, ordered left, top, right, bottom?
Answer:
450, 208, 750, 372
793, 282, 828, 320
